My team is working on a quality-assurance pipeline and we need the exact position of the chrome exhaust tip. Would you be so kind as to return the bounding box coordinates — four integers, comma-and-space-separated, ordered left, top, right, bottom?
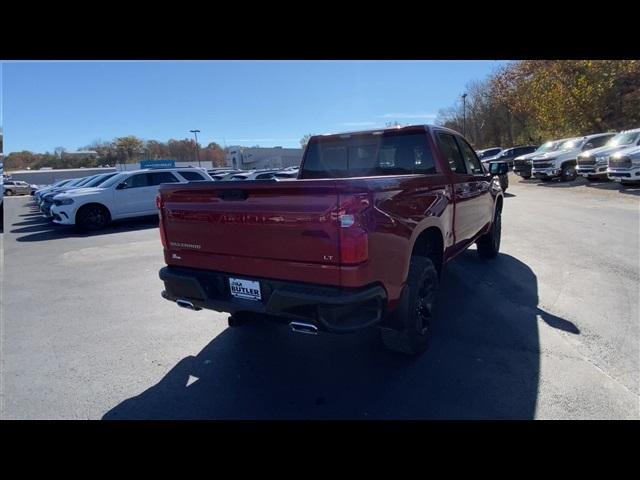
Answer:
289, 321, 318, 335
176, 299, 201, 311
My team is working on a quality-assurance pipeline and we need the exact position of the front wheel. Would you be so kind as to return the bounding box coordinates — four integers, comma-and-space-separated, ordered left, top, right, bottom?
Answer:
380, 256, 439, 355
5, 189, 13, 196
76, 204, 110, 231
561, 164, 577, 182
477, 208, 502, 259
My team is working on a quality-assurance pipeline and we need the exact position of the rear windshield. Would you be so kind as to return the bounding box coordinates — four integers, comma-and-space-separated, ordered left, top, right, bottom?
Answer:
300, 131, 435, 179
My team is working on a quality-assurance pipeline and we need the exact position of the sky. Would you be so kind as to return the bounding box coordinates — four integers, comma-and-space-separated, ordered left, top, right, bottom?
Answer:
1, 60, 507, 154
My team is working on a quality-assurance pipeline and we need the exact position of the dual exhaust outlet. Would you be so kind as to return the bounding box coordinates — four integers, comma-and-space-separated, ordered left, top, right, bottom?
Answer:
175, 299, 318, 335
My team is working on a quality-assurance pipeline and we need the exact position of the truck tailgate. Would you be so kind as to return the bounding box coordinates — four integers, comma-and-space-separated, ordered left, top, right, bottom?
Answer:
159, 180, 341, 269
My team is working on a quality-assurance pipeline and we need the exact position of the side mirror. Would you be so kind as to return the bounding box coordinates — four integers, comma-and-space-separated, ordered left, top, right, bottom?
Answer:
116, 182, 128, 190
489, 162, 509, 175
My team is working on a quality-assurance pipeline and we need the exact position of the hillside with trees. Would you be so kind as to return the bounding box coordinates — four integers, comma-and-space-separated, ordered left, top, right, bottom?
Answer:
436, 60, 640, 149
4, 136, 227, 171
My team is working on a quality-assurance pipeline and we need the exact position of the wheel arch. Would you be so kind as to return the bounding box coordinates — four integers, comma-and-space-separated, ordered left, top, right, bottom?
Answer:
410, 226, 445, 277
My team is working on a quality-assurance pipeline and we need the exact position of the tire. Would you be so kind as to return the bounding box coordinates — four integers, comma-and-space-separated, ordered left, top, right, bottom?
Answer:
76, 204, 110, 231
5, 189, 13, 196
521, 174, 531, 179
560, 164, 577, 182
477, 207, 502, 259
380, 256, 439, 355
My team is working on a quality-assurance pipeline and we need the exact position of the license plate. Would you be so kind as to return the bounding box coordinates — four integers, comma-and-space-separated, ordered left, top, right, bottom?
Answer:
229, 278, 262, 301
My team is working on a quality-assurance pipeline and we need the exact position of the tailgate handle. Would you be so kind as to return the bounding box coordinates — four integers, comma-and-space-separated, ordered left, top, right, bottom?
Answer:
218, 189, 248, 201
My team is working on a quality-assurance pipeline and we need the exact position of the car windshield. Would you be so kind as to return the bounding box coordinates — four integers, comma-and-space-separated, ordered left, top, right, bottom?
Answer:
559, 138, 583, 150
64, 178, 88, 187
606, 131, 640, 147
52, 179, 72, 187
83, 173, 117, 188
74, 176, 98, 187
537, 141, 560, 153
100, 173, 128, 188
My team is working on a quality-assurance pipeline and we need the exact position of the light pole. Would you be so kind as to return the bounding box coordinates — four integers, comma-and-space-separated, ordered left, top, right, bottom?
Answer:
461, 93, 468, 137
190, 129, 201, 167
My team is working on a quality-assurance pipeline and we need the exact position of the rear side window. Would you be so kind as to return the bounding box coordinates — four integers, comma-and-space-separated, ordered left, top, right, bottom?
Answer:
178, 170, 207, 181
436, 133, 467, 174
300, 132, 435, 179
150, 172, 179, 186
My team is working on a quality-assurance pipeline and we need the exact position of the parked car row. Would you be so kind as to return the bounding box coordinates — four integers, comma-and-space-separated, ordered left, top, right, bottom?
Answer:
32, 167, 213, 230
206, 166, 300, 181
478, 128, 640, 186
28, 165, 305, 231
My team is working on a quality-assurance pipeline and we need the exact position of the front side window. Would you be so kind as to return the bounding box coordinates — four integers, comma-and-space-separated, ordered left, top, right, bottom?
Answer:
436, 133, 467, 174
456, 136, 484, 174
123, 173, 151, 188
588, 134, 615, 149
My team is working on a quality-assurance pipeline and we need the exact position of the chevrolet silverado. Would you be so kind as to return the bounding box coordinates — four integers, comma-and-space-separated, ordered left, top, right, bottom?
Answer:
157, 125, 506, 354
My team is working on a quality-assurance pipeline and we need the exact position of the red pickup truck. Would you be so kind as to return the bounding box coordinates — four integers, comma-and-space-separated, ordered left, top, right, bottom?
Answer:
157, 125, 507, 354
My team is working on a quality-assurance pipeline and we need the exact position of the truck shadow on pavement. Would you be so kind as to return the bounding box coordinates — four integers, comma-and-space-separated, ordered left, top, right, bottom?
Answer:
103, 251, 579, 420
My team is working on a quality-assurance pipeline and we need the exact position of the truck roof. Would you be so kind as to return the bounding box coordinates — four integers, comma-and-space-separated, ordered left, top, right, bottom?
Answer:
311, 124, 455, 141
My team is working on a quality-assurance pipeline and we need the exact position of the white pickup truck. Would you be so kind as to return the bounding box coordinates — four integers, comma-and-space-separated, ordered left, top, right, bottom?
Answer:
607, 145, 640, 185
576, 128, 640, 181
530, 133, 616, 182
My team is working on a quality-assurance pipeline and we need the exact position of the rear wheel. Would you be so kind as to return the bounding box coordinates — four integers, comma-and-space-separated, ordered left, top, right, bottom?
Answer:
477, 207, 502, 259
5, 189, 13, 196
76, 204, 110, 231
561, 164, 577, 182
380, 256, 438, 355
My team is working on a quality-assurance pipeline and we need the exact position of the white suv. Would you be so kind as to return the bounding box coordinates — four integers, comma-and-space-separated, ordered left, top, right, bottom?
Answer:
50, 168, 212, 230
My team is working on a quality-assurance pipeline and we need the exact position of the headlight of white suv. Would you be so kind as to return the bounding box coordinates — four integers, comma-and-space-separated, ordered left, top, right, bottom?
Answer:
56, 198, 75, 206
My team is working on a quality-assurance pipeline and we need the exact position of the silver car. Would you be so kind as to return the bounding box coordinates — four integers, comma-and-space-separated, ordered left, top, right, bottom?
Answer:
4, 180, 35, 196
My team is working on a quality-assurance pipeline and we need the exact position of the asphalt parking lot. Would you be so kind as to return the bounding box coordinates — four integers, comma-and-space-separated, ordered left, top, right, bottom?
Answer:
1, 175, 639, 419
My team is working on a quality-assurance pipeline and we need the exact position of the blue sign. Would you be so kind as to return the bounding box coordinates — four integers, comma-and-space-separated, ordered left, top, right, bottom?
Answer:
140, 159, 176, 169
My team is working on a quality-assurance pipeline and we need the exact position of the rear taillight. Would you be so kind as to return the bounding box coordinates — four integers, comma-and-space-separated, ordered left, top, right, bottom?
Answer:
156, 194, 168, 249
338, 194, 370, 265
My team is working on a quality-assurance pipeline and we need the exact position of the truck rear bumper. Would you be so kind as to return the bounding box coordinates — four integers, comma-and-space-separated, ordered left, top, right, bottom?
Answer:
159, 266, 388, 333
